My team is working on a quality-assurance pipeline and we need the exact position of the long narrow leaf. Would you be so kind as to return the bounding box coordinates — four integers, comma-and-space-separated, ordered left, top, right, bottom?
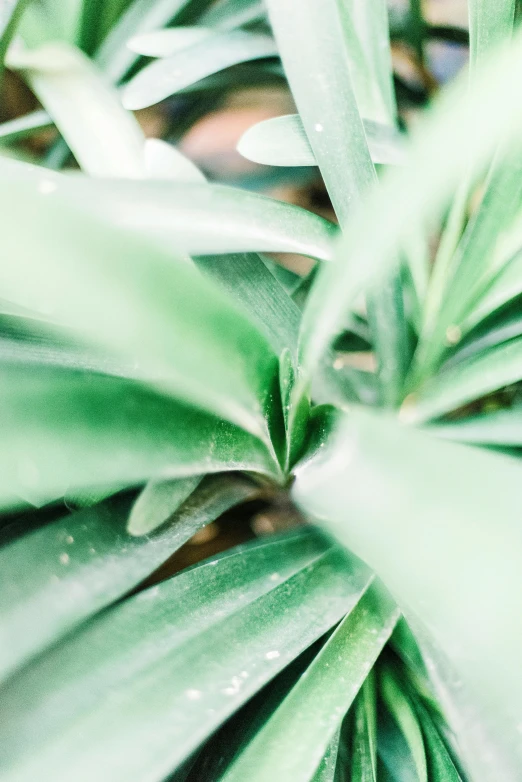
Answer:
221, 585, 398, 782
194, 253, 301, 358
9, 43, 145, 177
265, 0, 374, 227
0, 473, 259, 682
0, 170, 282, 447
123, 30, 278, 110
0, 540, 370, 782
293, 407, 522, 782
237, 115, 407, 168
0, 364, 278, 509
298, 28, 522, 399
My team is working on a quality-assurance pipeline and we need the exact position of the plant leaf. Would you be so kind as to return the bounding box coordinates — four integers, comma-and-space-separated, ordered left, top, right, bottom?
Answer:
379, 663, 428, 782
0, 169, 282, 447
0, 108, 53, 142
127, 26, 213, 57
96, 0, 216, 81
298, 28, 522, 398
416, 703, 463, 781
220, 585, 399, 782
0, 473, 260, 682
469, 0, 516, 70
293, 407, 522, 781
265, 0, 374, 228
27, 171, 337, 260
310, 732, 340, 782
336, 0, 396, 125
351, 674, 378, 782
127, 474, 203, 536
0, 0, 30, 69
201, 0, 264, 30
237, 115, 407, 168
122, 30, 278, 110
144, 137, 206, 182
0, 363, 279, 509
194, 253, 301, 358
429, 408, 522, 446
403, 338, 522, 424
0, 538, 371, 782
9, 43, 145, 177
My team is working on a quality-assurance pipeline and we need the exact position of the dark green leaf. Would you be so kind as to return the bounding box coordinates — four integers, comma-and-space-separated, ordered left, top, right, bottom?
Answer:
0, 473, 260, 683
0, 168, 282, 447
194, 253, 301, 358
0, 537, 370, 782
220, 585, 398, 782
0, 364, 278, 509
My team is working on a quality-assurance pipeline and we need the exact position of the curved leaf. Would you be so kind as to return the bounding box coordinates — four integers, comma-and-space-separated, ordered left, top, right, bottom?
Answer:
144, 137, 206, 182
1, 159, 336, 260
0, 169, 282, 446
9, 43, 145, 177
122, 30, 278, 110
404, 338, 522, 424
127, 26, 213, 57
0, 538, 370, 782
0, 473, 260, 683
96, 0, 215, 81
127, 474, 202, 536
0, 364, 278, 509
293, 407, 522, 781
237, 115, 407, 168
221, 586, 398, 782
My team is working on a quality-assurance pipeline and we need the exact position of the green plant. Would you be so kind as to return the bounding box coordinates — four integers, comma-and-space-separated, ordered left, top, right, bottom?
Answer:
0, 1, 522, 780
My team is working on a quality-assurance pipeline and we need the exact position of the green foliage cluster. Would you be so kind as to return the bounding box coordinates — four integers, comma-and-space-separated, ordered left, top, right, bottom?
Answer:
0, 1, 521, 780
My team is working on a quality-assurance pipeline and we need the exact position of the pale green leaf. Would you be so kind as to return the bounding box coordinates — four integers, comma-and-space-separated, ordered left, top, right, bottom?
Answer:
0, 109, 53, 142
265, 0, 374, 227
0, 473, 260, 683
220, 585, 398, 782
127, 474, 202, 536
404, 338, 522, 424
9, 43, 145, 177
122, 30, 278, 111
237, 115, 407, 168
0, 0, 30, 68
0, 539, 370, 782
201, 0, 264, 30
298, 29, 522, 399
194, 253, 301, 358
337, 0, 396, 125
0, 169, 281, 448
127, 26, 212, 57
96, 0, 215, 81
469, 0, 515, 69
430, 408, 522, 446
293, 407, 522, 781
11, 166, 337, 260
144, 137, 206, 182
